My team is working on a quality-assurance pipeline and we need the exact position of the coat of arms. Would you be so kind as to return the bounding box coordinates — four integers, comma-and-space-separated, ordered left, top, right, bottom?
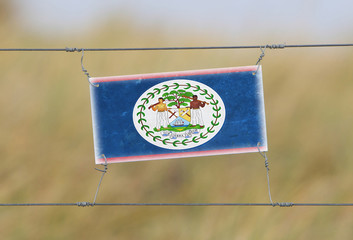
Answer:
133, 79, 226, 150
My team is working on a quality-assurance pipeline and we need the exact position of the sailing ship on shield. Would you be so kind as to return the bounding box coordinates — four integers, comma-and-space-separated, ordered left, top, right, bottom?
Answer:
169, 107, 191, 128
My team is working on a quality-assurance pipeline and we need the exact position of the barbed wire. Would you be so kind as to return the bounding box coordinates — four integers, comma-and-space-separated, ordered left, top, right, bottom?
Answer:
0, 43, 352, 52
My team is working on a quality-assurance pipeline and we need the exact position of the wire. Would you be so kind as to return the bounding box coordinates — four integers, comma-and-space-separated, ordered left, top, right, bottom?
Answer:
0, 203, 78, 206
0, 43, 352, 52
1, 202, 353, 207
93, 155, 108, 204
257, 143, 273, 204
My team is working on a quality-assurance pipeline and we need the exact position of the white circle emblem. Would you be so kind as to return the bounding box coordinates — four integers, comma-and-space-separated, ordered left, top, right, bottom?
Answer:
133, 80, 225, 150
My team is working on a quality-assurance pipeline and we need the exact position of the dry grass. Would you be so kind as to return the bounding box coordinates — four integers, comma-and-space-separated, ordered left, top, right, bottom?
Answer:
0, 18, 353, 240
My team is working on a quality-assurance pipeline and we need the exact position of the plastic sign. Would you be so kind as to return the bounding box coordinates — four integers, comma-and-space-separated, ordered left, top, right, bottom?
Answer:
90, 66, 267, 164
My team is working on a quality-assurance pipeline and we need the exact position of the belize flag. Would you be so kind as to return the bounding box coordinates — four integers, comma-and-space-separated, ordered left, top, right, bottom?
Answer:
90, 65, 267, 164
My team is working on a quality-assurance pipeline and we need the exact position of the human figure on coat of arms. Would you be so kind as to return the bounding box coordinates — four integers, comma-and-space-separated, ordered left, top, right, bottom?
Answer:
148, 97, 169, 131
189, 95, 209, 128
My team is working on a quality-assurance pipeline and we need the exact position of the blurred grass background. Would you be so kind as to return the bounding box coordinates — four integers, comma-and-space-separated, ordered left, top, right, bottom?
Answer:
1, 1, 353, 239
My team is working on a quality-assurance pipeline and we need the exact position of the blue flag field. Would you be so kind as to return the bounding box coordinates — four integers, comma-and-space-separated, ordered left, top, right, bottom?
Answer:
90, 65, 267, 164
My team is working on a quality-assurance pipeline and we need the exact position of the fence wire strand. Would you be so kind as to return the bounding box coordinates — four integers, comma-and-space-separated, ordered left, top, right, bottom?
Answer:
1, 203, 353, 207
0, 43, 352, 52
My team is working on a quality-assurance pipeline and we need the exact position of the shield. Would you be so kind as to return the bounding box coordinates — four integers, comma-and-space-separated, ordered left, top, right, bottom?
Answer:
169, 107, 190, 130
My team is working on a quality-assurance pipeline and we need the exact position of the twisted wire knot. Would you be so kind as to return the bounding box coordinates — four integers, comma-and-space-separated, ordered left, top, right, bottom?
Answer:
77, 202, 94, 207
273, 202, 294, 207
256, 50, 266, 65
254, 43, 286, 75
65, 47, 82, 52
266, 44, 286, 49
264, 158, 270, 170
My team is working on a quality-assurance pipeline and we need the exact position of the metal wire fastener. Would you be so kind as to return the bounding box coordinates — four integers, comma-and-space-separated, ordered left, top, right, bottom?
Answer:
93, 154, 108, 205
257, 142, 273, 205
253, 46, 267, 75
80, 49, 99, 87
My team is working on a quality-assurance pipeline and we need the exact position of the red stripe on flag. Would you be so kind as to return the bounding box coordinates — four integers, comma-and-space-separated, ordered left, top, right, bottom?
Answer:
95, 146, 268, 164
91, 66, 257, 84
